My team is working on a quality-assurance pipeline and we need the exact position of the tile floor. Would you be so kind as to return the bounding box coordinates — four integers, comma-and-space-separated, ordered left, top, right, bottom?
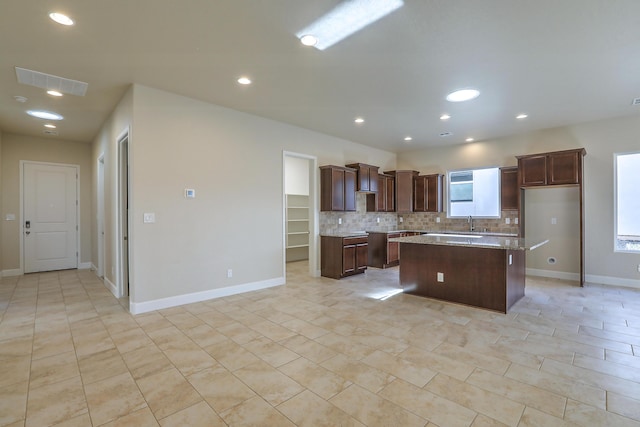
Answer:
1, 262, 640, 426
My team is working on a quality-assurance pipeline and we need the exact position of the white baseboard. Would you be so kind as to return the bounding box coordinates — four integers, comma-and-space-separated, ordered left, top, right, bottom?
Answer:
78, 262, 92, 270
104, 277, 120, 298
526, 268, 580, 281
90, 263, 98, 272
129, 276, 286, 315
527, 268, 640, 290
585, 274, 640, 290
1, 268, 23, 278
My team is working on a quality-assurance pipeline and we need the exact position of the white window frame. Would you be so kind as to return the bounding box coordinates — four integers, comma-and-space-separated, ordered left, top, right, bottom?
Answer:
446, 166, 501, 219
614, 151, 640, 253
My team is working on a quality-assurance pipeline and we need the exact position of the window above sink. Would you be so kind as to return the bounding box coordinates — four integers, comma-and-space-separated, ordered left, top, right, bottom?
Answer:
447, 167, 500, 218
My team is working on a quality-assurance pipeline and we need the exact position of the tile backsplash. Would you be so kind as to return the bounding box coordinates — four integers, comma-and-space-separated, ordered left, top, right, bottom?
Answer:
320, 193, 520, 235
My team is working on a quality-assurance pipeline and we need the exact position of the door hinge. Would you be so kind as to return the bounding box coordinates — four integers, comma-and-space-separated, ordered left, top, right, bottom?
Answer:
76, 200, 78, 206
76, 225, 78, 231
76, 252, 78, 257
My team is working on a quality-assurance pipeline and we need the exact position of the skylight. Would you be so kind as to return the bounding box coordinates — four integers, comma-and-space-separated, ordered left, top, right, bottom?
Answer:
297, 0, 404, 50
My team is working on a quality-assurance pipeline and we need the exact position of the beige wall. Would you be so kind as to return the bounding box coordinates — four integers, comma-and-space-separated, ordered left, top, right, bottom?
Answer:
397, 114, 640, 286
525, 187, 580, 278
93, 84, 395, 308
91, 87, 133, 288
1, 134, 92, 273
0, 129, 3, 273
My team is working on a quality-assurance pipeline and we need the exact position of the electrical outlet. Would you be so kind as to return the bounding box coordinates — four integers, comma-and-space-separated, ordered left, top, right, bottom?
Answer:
436, 217, 441, 223
376, 217, 380, 223
437, 272, 444, 282
505, 218, 511, 224
227, 269, 233, 278
399, 217, 403, 223
551, 217, 557, 225
338, 218, 342, 225
514, 218, 518, 224
637, 264, 640, 273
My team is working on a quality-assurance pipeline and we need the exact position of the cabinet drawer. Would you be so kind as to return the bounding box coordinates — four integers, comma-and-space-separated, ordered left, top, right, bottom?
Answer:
344, 236, 368, 246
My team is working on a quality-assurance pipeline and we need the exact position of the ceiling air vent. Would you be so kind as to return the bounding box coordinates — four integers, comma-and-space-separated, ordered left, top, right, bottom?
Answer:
15, 67, 88, 96
439, 132, 453, 137
43, 129, 58, 136
632, 98, 640, 106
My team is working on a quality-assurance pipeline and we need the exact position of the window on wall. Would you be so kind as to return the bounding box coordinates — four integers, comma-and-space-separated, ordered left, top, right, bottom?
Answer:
615, 152, 640, 252
447, 167, 500, 218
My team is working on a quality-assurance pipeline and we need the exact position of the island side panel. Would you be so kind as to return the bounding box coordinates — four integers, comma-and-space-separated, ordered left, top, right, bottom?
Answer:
505, 249, 525, 310
399, 243, 511, 313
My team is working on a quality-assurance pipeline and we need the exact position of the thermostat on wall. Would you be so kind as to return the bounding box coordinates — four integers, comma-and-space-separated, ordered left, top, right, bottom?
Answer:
185, 189, 195, 199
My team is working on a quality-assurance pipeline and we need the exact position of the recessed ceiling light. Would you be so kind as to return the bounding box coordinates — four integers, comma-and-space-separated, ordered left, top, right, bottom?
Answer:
27, 110, 63, 120
300, 35, 318, 47
516, 113, 528, 119
295, 0, 404, 50
44, 124, 57, 129
404, 136, 412, 141
440, 114, 451, 121
237, 77, 252, 85
354, 117, 365, 124
13, 95, 28, 103
49, 12, 74, 26
47, 90, 63, 97
465, 137, 474, 142
446, 89, 480, 102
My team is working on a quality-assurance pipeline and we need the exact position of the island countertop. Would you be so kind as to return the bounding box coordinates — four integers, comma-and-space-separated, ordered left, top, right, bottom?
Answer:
389, 234, 548, 251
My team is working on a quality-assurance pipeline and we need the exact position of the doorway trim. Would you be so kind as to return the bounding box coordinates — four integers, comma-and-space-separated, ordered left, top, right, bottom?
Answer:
19, 160, 80, 275
116, 128, 130, 299
282, 151, 319, 278
96, 154, 105, 278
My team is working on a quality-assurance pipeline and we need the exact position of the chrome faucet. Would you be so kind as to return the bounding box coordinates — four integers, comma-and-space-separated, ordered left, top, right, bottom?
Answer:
468, 215, 475, 232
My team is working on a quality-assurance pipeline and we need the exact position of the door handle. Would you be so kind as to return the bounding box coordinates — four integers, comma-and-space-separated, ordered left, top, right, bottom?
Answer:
25, 220, 31, 229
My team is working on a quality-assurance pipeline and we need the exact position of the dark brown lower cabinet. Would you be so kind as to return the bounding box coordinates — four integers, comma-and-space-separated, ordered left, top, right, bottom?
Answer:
321, 236, 368, 279
368, 231, 420, 268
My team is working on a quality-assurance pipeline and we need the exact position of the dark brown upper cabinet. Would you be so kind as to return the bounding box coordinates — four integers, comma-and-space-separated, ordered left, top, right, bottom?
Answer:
414, 174, 443, 212
500, 167, 519, 211
517, 148, 586, 187
345, 163, 379, 192
385, 170, 419, 213
367, 173, 395, 212
320, 165, 356, 211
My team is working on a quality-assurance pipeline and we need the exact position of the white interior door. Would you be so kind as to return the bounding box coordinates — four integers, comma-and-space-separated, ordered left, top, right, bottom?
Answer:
24, 162, 78, 273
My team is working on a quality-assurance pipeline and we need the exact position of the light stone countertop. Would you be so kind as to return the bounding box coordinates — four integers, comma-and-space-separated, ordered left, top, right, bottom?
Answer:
389, 233, 548, 251
320, 231, 368, 238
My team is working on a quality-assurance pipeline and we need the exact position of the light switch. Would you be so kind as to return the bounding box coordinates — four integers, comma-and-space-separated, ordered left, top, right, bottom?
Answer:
143, 213, 156, 223
436, 217, 441, 223
5, 213, 15, 221
509, 254, 513, 265
505, 218, 511, 224
551, 217, 557, 225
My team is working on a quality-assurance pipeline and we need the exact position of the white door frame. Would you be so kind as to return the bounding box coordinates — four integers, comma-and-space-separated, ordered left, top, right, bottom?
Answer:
282, 151, 319, 278
97, 154, 105, 278
20, 160, 80, 274
116, 129, 131, 298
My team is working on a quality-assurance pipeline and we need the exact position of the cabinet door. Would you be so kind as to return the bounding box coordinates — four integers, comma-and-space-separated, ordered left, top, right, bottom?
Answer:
343, 244, 356, 275
426, 174, 442, 212
500, 167, 519, 210
344, 169, 356, 211
356, 243, 368, 272
385, 176, 395, 212
387, 241, 399, 264
368, 166, 379, 193
414, 176, 427, 212
395, 172, 416, 213
548, 151, 580, 185
519, 155, 547, 186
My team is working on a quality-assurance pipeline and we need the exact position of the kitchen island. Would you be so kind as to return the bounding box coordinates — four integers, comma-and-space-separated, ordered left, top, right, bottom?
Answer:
390, 234, 548, 313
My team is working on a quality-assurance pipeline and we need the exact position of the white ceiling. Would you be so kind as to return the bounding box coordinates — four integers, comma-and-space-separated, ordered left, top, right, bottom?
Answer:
2, 0, 640, 152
